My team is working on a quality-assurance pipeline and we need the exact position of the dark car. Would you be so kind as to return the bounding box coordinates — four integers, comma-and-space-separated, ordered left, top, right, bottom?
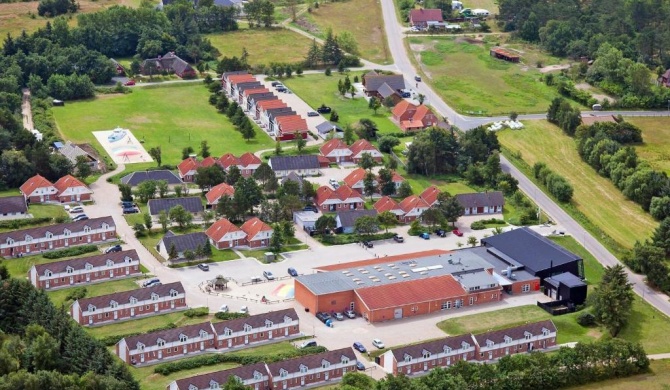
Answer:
197, 263, 209, 271
303, 205, 318, 213
452, 229, 464, 237
307, 111, 319, 117
393, 234, 404, 243
353, 342, 367, 353
271, 81, 281, 86
435, 229, 446, 237
415, 75, 422, 82
316, 312, 332, 323
401, 91, 411, 98
121, 201, 135, 208
288, 267, 298, 277
276, 86, 287, 92
362, 241, 373, 248
105, 244, 122, 254
123, 207, 139, 214
419, 232, 430, 240
299, 340, 317, 349
317, 104, 332, 114
356, 361, 365, 371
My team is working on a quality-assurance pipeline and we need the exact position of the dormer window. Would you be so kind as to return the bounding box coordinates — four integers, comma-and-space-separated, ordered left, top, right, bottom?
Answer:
244, 324, 252, 332
265, 320, 273, 328
170, 289, 178, 297
110, 301, 118, 308
524, 332, 532, 340
486, 340, 494, 347
341, 356, 349, 364
125, 257, 133, 263
6, 238, 14, 245
106, 260, 114, 267
199, 330, 208, 338
64, 229, 70, 236
224, 328, 232, 336
25, 235, 32, 242
461, 342, 470, 350
504, 336, 512, 344
284, 316, 291, 323
102, 223, 109, 229
130, 297, 137, 304
179, 334, 187, 342
321, 360, 330, 369
157, 339, 165, 347
404, 354, 411, 362
542, 328, 550, 336
253, 371, 262, 380
66, 266, 74, 274
209, 380, 220, 389
422, 350, 431, 359
151, 293, 159, 301
84, 226, 91, 233
443, 346, 452, 354
137, 343, 145, 351
45, 270, 52, 277
280, 369, 288, 378
85, 263, 93, 270
300, 365, 308, 373
88, 304, 96, 312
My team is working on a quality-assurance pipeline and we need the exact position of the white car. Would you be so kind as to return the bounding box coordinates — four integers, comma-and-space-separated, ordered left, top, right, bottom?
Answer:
69, 206, 84, 214
329, 178, 338, 186
219, 304, 229, 313
372, 339, 385, 349
239, 306, 249, 314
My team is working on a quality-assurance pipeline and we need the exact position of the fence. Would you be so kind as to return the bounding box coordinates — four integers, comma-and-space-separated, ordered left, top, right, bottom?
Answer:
537, 300, 575, 316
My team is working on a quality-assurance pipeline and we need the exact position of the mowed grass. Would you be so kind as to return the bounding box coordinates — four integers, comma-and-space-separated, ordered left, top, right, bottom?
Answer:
52, 83, 275, 165
86, 312, 218, 340
205, 27, 313, 66
2, 248, 107, 278
0, 0, 144, 38
47, 277, 142, 307
625, 117, 670, 175
570, 359, 670, 390
407, 37, 567, 115
303, 0, 390, 64
281, 74, 398, 133
497, 121, 656, 249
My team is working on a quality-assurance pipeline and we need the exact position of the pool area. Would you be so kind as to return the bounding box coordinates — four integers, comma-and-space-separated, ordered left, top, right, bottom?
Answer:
93, 128, 153, 164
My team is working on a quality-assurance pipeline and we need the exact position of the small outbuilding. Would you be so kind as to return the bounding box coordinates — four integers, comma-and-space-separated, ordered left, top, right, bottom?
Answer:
490, 47, 520, 63
293, 211, 319, 231
544, 272, 587, 305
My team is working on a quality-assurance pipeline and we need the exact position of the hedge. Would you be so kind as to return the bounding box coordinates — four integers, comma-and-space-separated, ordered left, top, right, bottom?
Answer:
183, 307, 209, 318
320, 232, 396, 245
0, 217, 52, 230
43, 245, 99, 259
214, 312, 250, 321
100, 323, 177, 346
154, 346, 328, 376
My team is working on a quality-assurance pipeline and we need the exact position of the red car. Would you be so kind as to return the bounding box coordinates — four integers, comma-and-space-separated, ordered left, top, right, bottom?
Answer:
124, 80, 136, 86
452, 229, 463, 237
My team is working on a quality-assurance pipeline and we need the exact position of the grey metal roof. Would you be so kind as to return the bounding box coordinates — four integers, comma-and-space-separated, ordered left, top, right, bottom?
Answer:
296, 249, 498, 295
159, 231, 208, 253
455, 191, 504, 209
0, 195, 27, 214
480, 227, 582, 275
364, 74, 405, 93
336, 209, 378, 229
57, 141, 94, 164
316, 121, 343, 134
468, 246, 537, 283
269, 155, 320, 171
148, 196, 203, 215
377, 82, 398, 99
120, 170, 182, 186
281, 172, 303, 186
546, 272, 586, 288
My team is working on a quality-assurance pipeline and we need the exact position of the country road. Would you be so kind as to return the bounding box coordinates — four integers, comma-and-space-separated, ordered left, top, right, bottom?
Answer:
377, 0, 670, 317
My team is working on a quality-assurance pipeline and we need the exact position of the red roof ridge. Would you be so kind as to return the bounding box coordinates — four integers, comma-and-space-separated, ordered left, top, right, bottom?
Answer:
206, 218, 242, 242
53, 175, 89, 194
20, 174, 54, 196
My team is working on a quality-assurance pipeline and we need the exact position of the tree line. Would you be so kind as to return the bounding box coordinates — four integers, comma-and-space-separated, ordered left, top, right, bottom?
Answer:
0, 270, 139, 389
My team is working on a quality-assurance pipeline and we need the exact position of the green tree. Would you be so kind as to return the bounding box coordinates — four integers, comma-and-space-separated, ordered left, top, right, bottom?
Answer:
157, 179, 169, 198
281, 220, 295, 239
135, 180, 157, 203
592, 264, 634, 337
149, 146, 162, 166
354, 215, 378, 235
378, 135, 400, 153
74, 155, 91, 180
169, 204, 193, 228
467, 235, 478, 247
200, 140, 211, 158
650, 196, 670, 220
652, 217, 670, 256
305, 39, 321, 68
363, 171, 377, 200
438, 193, 464, 226
422, 207, 445, 228
322, 28, 343, 65
275, 140, 283, 155
158, 210, 170, 232
377, 168, 396, 196
269, 226, 284, 254
295, 132, 307, 153
377, 211, 397, 233
368, 96, 381, 114
358, 152, 376, 171
397, 181, 413, 198
240, 120, 256, 141
182, 146, 195, 160
143, 213, 153, 230
195, 165, 226, 191
216, 195, 235, 219
343, 125, 355, 145
226, 165, 243, 185
253, 162, 275, 187
315, 214, 336, 234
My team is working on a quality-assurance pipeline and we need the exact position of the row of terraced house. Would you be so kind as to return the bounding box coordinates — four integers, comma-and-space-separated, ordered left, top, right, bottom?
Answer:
19, 174, 93, 204
177, 152, 263, 182
221, 71, 309, 141
115, 308, 301, 365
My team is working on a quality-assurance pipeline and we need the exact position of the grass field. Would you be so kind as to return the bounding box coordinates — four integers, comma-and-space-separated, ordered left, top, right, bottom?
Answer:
0, 0, 144, 38
625, 117, 670, 175
47, 277, 142, 307
52, 83, 275, 165
136, 229, 240, 264
2, 248, 106, 278
86, 312, 217, 340
406, 37, 568, 115
497, 121, 657, 249
0, 203, 69, 233
570, 359, 670, 390
281, 74, 399, 134
205, 27, 313, 66
295, 0, 390, 64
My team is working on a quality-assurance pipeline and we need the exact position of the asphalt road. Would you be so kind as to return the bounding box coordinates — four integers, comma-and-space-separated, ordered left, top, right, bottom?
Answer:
378, 0, 670, 317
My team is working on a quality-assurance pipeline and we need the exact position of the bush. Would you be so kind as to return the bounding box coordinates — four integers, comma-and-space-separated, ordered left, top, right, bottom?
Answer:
320, 232, 395, 245
478, 218, 506, 224
64, 287, 87, 302
43, 245, 98, 259
183, 307, 209, 318
214, 312, 250, 320
470, 221, 486, 230
577, 312, 596, 327
0, 217, 52, 230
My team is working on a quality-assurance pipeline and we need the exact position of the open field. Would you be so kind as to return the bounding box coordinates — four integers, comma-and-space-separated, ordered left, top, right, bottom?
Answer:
281, 74, 399, 134
498, 121, 657, 249
570, 359, 670, 390
406, 37, 569, 115
293, 0, 390, 64
205, 27, 313, 66
47, 277, 142, 307
52, 84, 275, 165
0, 0, 144, 38
625, 117, 670, 175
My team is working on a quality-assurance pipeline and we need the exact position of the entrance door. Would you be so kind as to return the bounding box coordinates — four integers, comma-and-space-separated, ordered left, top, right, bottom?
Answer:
140, 354, 145, 363
130, 308, 135, 317
114, 311, 118, 320
285, 327, 289, 336
200, 342, 204, 351
183, 345, 187, 354
88, 316, 93, 325
269, 330, 273, 340
69, 276, 74, 285
244, 335, 249, 344
527, 343, 533, 351
158, 350, 162, 359
109, 270, 114, 278
154, 304, 159, 312
171, 300, 175, 309
46, 280, 50, 289
126, 267, 130, 275
394, 308, 402, 319
227, 339, 232, 348
325, 371, 329, 381
505, 347, 509, 355
423, 362, 428, 371
300, 376, 305, 386
488, 351, 493, 360
86, 273, 90, 282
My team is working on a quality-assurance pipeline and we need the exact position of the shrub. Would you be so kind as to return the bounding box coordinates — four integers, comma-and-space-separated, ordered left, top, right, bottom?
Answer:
214, 312, 250, 320
43, 245, 98, 259
470, 221, 486, 230
183, 307, 209, 318
320, 232, 395, 245
479, 218, 506, 224
64, 287, 87, 302
577, 312, 596, 327
0, 217, 52, 230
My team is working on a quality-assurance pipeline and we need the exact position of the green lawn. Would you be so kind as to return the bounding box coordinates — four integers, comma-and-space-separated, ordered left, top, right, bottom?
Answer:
0, 203, 69, 233
240, 241, 309, 261
2, 249, 106, 279
498, 121, 656, 250
136, 228, 239, 265
295, 0, 391, 64
86, 312, 218, 340
625, 117, 670, 175
205, 27, 314, 67
281, 74, 399, 134
47, 277, 142, 308
52, 83, 275, 165
131, 362, 239, 390
406, 37, 570, 115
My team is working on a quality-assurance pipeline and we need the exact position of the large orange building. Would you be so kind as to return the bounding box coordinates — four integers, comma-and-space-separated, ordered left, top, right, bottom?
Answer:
295, 249, 520, 323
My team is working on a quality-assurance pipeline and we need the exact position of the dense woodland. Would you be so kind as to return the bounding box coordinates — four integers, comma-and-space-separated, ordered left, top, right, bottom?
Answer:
0, 267, 140, 389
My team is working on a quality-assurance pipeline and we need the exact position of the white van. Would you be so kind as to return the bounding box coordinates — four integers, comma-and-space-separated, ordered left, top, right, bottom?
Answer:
472, 9, 490, 16
592, 103, 602, 111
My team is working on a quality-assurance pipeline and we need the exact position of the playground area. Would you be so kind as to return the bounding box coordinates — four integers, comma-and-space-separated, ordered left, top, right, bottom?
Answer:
92, 128, 153, 164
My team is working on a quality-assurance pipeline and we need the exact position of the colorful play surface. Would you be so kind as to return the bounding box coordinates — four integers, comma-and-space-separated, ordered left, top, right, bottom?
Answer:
272, 283, 295, 299
93, 128, 153, 164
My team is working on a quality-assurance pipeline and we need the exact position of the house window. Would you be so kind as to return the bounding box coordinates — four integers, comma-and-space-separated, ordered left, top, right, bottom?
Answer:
170, 290, 178, 297
300, 366, 307, 373
404, 355, 411, 363
225, 329, 232, 336
525, 333, 532, 340
469, 297, 474, 305
441, 301, 450, 310
280, 370, 288, 378
542, 328, 550, 336
321, 361, 330, 369
66, 267, 73, 274
180, 335, 188, 342
110, 301, 118, 308
157, 340, 165, 347
422, 351, 431, 359
522, 284, 530, 293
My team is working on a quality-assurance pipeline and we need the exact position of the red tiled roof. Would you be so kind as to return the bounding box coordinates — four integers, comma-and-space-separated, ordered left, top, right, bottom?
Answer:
420, 186, 441, 206
317, 155, 330, 165
392, 100, 415, 118
206, 218, 243, 242
227, 74, 256, 84
401, 119, 425, 130
20, 174, 54, 196
205, 183, 235, 204
276, 115, 308, 133
343, 168, 367, 188
317, 249, 449, 271
319, 138, 349, 157
356, 274, 466, 310
239, 152, 261, 167
178, 157, 199, 176
218, 153, 241, 169
53, 175, 89, 194
200, 156, 217, 167
334, 185, 360, 201
240, 217, 272, 240
398, 195, 429, 213
391, 171, 405, 183
243, 88, 270, 97
257, 99, 286, 110
374, 196, 400, 213
315, 186, 336, 205
349, 139, 379, 157
410, 8, 444, 23
413, 105, 432, 121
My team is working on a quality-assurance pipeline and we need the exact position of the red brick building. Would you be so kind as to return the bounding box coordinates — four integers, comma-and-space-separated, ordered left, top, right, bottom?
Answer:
348, 139, 383, 163
29, 249, 139, 290
379, 334, 476, 376
206, 217, 274, 249
397, 195, 430, 223
53, 175, 93, 203
315, 185, 364, 212
212, 308, 300, 350
319, 138, 352, 163
167, 363, 270, 390
240, 217, 273, 248
1, 216, 116, 258
205, 182, 235, 207
266, 348, 357, 390
217, 152, 262, 177
177, 156, 218, 182
472, 320, 557, 361
70, 281, 186, 326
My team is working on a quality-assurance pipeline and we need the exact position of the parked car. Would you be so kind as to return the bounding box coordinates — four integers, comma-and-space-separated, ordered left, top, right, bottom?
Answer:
271, 81, 281, 86
72, 214, 89, 222
288, 267, 298, 277
69, 206, 84, 214
263, 270, 275, 280
307, 111, 319, 117
276, 86, 287, 92
345, 310, 356, 319
329, 178, 338, 186
334, 312, 344, 321
362, 240, 373, 248
435, 229, 446, 237
124, 80, 136, 86
353, 342, 367, 353
419, 232, 430, 240
393, 234, 404, 243
197, 263, 209, 271
121, 201, 136, 208
317, 104, 332, 114
332, 183, 340, 189
372, 339, 385, 349
122, 207, 139, 214
105, 244, 122, 254
239, 306, 249, 314
452, 229, 464, 237
303, 205, 318, 213
356, 361, 366, 371
299, 340, 317, 349
316, 312, 332, 323
414, 75, 422, 82
401, 91, 411, 98
218, 304, 229, 313
143, 278, 160, 287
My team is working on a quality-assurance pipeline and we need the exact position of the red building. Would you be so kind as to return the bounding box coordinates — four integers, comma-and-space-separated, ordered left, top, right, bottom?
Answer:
53, 174, 93, 203
275, 115, 309, 141
315, 185, 364, 212
319, 138, 352, 163
19, 174, 58, 204
116, 322, 217, 365
379, 334, 476, 376
206, 217, 274, 249
240, 217, 274, 248
348, 139, 383, 163
221, 71, 255, 94
177, 156, 218, 182
266, 348, 357, 390
70, 282, 186, 326
472, 320, 557, 360
212, 308, 300, 350
167, 363, 270, 390
216, 152, 262, 177
1, 216, 116, 258
205, 182, 235, 207
29, 249, 139, 290
397, 195, 430, 223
